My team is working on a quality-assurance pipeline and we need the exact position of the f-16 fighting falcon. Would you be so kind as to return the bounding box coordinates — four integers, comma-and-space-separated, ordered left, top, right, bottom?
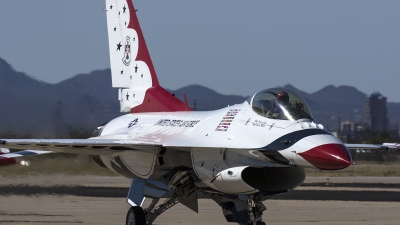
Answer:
0, 148, 30, 167
0, 1, 392, 225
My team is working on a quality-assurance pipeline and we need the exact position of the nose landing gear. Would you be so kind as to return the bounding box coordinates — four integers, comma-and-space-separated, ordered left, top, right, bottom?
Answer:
247, 195, 267, 225
204, 191, 268, 225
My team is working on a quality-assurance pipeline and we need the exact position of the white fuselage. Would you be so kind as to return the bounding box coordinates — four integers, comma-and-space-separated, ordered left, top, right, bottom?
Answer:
95, 101, 343, 194
99, 102, 327, 150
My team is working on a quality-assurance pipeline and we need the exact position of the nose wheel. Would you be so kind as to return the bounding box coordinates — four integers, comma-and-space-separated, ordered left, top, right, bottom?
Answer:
126, 206, 146, 225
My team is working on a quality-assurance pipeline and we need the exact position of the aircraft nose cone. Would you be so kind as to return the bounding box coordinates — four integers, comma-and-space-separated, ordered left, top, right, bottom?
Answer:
298, 144, 352, 170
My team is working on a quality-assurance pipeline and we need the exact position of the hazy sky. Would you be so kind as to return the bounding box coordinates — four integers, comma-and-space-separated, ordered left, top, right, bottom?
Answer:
1, 1, 399, 101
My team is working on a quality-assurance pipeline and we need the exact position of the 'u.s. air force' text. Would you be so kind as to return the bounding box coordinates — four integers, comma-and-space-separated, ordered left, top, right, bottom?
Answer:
154, 119, 200, 127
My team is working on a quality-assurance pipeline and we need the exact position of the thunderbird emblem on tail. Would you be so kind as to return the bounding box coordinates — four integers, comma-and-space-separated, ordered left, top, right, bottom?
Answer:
123, 36, 132, 66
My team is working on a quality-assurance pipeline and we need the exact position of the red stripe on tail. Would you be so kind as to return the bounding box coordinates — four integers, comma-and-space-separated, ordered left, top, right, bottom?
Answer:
126, 1, 192, 113
126, 1, 159, 87
131, 86, 193, 113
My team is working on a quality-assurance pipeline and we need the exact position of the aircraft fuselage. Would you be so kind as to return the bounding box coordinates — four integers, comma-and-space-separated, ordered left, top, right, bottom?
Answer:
96, 101, 351, 194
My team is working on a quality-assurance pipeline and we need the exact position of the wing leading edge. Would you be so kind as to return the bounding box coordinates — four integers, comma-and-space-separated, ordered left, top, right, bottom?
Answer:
344, 143, 392, 150
0, 139, 162, 157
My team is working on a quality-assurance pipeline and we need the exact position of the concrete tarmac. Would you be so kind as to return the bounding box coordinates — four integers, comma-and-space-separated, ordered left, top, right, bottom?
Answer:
1, 196, 400, 225
1, 176, 400, 225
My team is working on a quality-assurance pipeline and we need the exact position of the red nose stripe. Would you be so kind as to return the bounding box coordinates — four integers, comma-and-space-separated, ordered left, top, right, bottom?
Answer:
299, 144, 352, 170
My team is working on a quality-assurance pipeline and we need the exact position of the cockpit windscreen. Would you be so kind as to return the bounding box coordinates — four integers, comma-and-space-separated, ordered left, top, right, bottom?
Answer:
250, 88, 313, 121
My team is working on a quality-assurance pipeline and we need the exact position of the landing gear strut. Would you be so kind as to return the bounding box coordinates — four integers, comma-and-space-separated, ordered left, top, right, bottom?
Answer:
246, 195, 267, 225
205, 191, 267, 225
145, 171, 199, 225
126, 171, 199, 225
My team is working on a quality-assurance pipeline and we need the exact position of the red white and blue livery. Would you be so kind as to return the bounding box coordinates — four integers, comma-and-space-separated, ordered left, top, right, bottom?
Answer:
0, 1, 391, 225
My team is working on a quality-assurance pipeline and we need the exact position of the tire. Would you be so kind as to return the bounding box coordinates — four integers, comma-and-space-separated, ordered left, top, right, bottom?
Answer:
126, 206, 146, 225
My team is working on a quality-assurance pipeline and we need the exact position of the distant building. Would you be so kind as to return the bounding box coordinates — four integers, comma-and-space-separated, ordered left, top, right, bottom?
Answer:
363, 92, 388, 132
337, 120, 363, 140
340, 121, 355, 136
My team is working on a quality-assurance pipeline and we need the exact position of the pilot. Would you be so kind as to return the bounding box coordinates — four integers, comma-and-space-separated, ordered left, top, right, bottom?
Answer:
272, 91, 290, 119
276, 91, 289, 107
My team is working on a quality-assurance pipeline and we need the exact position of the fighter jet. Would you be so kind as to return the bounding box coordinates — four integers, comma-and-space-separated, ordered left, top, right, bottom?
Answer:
0, 1, 393, 225
0, 148, 30, 166
0, 148, 17, 166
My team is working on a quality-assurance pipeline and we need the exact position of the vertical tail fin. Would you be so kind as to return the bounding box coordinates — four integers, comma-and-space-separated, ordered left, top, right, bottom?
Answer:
105, 0, 192, 113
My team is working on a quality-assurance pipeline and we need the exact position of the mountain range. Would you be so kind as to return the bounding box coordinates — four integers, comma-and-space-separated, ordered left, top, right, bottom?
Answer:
1, 57, 399, 138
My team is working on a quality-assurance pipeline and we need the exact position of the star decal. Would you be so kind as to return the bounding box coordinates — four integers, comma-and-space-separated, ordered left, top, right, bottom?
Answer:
114, 27, 117, 32
121, 70, 124, 75
126, 93, 130, 101
117, 42, 122, 51
110, 5, 113, 10
135, 65, 138, 73
123, 5, 127, 13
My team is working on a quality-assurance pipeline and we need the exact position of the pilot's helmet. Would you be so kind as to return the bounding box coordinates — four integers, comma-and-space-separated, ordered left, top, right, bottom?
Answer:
276, 91, 289, 107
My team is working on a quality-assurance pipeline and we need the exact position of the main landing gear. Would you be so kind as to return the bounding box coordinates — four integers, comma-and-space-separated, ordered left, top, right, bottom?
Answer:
126, 171, 199, 225
125, 172, 268, 225
126, 206, 146, 225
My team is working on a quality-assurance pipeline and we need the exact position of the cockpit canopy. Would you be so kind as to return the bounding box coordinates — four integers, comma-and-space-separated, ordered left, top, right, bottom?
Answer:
248, 88, 313, 121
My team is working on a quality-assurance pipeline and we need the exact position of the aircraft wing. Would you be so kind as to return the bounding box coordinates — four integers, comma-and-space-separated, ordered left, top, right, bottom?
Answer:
344, 143, 392, 150
0, 139, 162, 156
